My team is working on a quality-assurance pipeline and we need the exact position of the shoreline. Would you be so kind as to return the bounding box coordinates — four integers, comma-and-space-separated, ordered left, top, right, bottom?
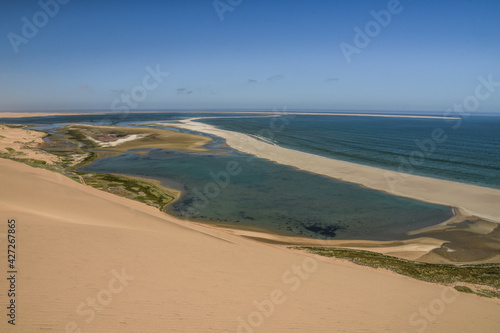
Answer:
188, 207, 500, 264
169, 119, 500, 224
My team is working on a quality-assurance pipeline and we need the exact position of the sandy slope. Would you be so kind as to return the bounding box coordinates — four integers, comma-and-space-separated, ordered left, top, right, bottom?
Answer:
0, 159, 499, 332
172, 120, 500, 224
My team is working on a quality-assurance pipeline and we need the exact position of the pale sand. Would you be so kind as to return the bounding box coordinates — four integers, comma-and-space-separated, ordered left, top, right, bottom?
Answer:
218, 227, 446, 261
408, 208, 498, 236
170, 120, 500, 224
86, 134, 147, 147
0, 158, 499, 332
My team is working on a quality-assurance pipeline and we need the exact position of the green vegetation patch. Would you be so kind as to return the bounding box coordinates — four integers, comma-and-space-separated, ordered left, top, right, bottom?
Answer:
1, 124, 181, 213
0, 154, 47, 165
79, 173, 177, 210
297, 247, 500, 298
16, 158, 47, 165
3, 147, 26, 156
70, 152, 98, 170
65, 129, 97, 149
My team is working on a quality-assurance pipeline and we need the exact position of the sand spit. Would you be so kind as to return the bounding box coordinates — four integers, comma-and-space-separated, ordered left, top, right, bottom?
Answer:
171, 119, 500, 224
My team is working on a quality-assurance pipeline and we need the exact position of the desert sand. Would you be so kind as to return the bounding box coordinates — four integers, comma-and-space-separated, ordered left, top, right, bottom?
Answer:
0, 125, 60, 164
1, 158, 499, 332
172, 119, 500, 224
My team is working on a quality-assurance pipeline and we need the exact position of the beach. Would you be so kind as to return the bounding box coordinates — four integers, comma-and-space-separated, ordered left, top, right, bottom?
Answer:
1, 157, 499, 332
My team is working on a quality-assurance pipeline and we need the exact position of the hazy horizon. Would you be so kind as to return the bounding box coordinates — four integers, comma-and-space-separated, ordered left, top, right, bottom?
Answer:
2, 109, 500, 116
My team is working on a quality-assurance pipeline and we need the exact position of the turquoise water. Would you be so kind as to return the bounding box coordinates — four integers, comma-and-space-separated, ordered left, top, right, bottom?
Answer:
79, 148, 453, 240
199, 115, 500, 189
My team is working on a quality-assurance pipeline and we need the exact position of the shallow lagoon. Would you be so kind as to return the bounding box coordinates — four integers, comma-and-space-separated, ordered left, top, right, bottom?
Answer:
80, 148, 453, 240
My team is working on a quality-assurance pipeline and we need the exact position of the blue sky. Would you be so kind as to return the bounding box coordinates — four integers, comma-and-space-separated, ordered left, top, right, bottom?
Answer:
1, 0, 499, 112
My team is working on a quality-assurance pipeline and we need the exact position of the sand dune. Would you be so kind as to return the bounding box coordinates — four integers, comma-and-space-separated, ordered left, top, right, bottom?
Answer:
0, 126, 60, 164
172, 119, 500, 224
1, 158, 499, 332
